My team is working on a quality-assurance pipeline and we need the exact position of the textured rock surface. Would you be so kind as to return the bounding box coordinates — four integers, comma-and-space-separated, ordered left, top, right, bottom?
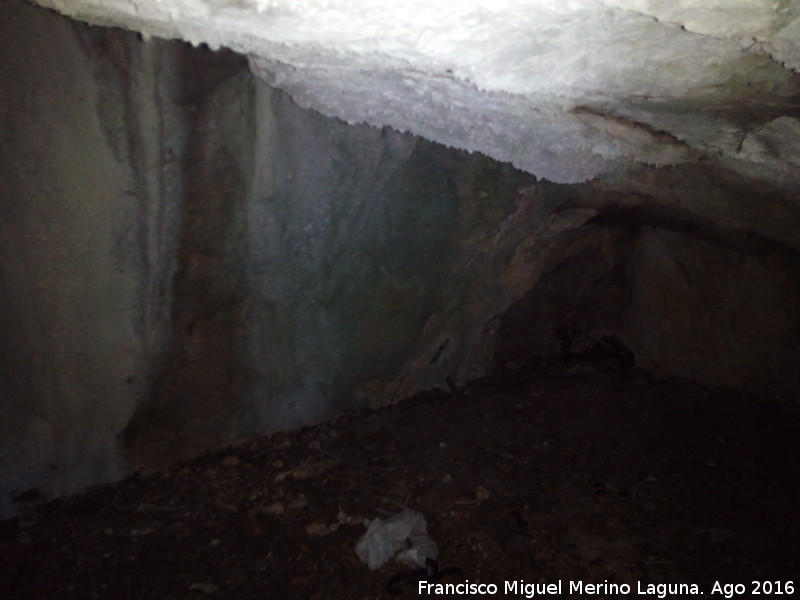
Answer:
1, 1, 562, 511
0, 1, 182, 515
495, 210, 800, 396
31, 0, 800, 185
2, 1, 800, 517
628, 227, 800, 392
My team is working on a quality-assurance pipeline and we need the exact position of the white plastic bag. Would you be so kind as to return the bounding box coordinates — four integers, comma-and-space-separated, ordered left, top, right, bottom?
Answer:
397, 533, 439, 569
355, 508, 439, 570
355, 517, 395, 570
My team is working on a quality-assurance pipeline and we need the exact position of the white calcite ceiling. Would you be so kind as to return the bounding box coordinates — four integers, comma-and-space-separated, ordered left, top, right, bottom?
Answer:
34, 0, 800, 183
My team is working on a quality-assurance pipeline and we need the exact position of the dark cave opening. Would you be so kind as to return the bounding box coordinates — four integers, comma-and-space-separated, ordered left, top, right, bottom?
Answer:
493, 203, 800, 398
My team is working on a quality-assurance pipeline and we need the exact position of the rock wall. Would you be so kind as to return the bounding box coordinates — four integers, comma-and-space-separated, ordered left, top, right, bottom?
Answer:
2, 0, 799, 517
495, 205, 800, 397
0, 1, 181, 514
0, 0, 556, 512
629, 227, 800, 394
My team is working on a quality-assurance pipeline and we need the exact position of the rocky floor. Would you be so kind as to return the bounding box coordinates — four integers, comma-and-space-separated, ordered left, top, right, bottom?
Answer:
1, 367, 798, 599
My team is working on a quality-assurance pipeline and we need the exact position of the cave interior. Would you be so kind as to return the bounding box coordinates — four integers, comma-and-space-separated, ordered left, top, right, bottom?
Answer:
1, 1, 799, 597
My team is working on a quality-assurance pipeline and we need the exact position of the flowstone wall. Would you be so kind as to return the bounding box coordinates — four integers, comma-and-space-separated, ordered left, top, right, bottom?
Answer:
0, 1, 557, 513
0, 0, 182, 515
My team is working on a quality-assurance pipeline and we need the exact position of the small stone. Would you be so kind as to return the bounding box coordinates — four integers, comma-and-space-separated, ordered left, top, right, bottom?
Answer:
221, 456, 239, 467
272, 459, 284, 469
210, 538, 221, 546
263, 502, 285, 515
214, 498, 238, 513
475, 486, 491, 501
306, 522, 331, 536
442, 474, 453, 484
189, 582, 219, 595
288, 497, 308, 509
104, 527, 114, 535
439, 442, 447, 449
308, 440, 321, 451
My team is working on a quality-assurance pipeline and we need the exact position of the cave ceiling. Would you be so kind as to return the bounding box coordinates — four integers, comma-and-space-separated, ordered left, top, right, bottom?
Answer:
34, 1, 800, 186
